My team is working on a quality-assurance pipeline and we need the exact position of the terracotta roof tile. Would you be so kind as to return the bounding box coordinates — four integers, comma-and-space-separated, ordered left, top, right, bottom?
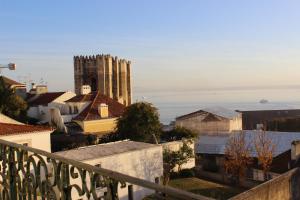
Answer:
73, 92, 125, 121
28, 92, 65, 106
0, 123, 52, 136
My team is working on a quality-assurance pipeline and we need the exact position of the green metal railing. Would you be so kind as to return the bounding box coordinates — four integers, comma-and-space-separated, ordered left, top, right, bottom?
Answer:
0, 139, 212, 200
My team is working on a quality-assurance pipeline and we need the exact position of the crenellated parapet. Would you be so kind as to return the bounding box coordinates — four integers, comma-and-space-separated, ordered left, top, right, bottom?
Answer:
73, 54, 132, 106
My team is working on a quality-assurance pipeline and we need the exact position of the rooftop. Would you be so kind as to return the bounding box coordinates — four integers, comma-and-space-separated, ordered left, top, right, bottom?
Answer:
27, 92, 65, 106
55, 140, 159, 161
1, 76, 25, 87
176, 106, 240, 120
196, 130, 300, 157
72, 92, 126, 121
0, 122, 52, 136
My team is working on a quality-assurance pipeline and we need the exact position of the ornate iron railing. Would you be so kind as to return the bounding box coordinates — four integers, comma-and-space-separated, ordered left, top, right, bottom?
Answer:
0, 139, 212, 200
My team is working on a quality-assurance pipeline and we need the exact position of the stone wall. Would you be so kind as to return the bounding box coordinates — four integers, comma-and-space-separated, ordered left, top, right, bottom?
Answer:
74, 54, 131, 106
229, 168, 300, 200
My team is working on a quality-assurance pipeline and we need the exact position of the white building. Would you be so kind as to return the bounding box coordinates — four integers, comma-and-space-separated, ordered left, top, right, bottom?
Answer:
27, 91, 76, 124
175, 106, 242, 135
0, 121, 52, 152
55, 140, 163, 200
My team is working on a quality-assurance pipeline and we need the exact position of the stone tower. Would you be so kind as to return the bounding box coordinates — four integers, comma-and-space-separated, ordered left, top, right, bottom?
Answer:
74, 54, 132, 106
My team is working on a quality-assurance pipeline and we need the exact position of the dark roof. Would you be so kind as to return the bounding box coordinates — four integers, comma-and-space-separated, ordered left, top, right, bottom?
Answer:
238, 109, 300, 130
73, 92, 125, 121
28, 92, 65, 106
0, 123, 51, 135
65, 93, 94, 102
1, 76, 25, 87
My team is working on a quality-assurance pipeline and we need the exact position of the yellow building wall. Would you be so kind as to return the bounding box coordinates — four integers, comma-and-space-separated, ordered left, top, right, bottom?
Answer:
74, 118, 117, 134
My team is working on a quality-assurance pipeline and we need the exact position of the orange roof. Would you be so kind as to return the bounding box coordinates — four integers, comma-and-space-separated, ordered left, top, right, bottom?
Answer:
73, 92, 125, 121
0, 123, 52, 136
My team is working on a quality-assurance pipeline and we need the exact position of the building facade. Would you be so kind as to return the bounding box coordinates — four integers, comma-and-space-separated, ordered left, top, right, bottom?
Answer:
55, 141, 163, 200
74, 54, 132, 106
0, 122, 52, 152
64, 91, 125, 134
175, 107, 242, 135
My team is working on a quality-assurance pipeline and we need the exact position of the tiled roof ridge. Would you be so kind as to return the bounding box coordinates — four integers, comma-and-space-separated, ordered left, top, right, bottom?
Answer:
84, 92, 100, 121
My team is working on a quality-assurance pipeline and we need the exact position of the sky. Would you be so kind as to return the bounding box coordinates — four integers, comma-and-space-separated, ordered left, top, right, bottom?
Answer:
1, 0, 300, 96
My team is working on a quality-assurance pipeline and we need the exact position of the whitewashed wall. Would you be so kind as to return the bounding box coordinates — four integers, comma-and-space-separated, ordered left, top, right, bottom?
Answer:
27, 91, 76, 123
0, 131, 52, 152
67, 145, 163, 200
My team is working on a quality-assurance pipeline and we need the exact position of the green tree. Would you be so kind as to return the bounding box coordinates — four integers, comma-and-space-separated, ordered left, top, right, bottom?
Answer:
161, 126, 197, 142
0, 77, 27, 121
116, 102, 161, 143
162, 140, 194, 185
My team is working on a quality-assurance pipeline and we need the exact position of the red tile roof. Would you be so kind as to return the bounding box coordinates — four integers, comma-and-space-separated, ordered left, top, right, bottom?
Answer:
0, 123, 52, 136
73, 92, 126, 121
28, 92, 65, 106
1, 76, 25, 87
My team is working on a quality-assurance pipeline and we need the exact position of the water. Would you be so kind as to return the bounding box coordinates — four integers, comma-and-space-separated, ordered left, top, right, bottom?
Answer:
134, 88, 300, 124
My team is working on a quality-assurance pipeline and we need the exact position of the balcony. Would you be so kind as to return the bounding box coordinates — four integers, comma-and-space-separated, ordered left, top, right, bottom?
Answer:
0, 139, 211, 200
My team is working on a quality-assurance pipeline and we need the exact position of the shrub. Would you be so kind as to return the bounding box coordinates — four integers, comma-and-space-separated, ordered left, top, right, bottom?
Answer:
179, 169, 195, 178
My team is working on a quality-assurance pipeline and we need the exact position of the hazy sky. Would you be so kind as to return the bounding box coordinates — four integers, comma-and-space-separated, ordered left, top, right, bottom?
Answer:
1, 0, 300, 94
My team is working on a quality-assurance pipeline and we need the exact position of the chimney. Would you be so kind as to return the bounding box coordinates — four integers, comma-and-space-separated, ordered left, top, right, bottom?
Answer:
31, 83, 36, 89
81, 85, 91, 95
98, 103, 108, 118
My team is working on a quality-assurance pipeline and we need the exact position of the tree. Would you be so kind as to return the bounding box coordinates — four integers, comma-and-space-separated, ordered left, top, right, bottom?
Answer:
254, 130, 276, 181
0, 77, 27, 121
116, 102, 161, 143
224, 131, 252, 185
162, 140, 194, 185
161, 126, 197, 142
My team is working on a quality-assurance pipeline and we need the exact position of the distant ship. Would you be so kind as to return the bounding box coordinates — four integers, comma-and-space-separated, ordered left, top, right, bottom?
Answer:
259, 99, 269, 104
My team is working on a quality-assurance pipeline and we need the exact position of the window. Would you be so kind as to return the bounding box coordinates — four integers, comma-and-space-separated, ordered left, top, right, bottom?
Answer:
74, 106, 79, 114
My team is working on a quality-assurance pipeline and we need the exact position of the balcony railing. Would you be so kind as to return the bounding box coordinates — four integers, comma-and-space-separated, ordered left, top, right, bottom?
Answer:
0, 139, 212, 200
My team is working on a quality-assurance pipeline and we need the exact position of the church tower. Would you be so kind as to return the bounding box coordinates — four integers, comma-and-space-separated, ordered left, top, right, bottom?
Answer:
74, 54, 132, 106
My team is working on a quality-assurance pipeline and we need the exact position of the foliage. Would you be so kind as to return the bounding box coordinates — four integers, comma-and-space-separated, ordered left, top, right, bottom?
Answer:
224, 131, 252, 185
0, 77, 27, 121
254, 130, 276, 180
162, 140, 194, 185
86, 134, 98, 145
161, 126, 197, 142
98, 132, 121, 144
178, 169, 195, 178
116, 102, 161, 143
51, 133, 99, 152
